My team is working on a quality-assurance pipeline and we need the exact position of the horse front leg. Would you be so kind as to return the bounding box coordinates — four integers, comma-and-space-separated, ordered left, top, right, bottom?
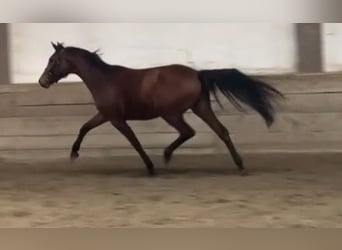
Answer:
70, 112, 107, 160
111, 119, 156, 176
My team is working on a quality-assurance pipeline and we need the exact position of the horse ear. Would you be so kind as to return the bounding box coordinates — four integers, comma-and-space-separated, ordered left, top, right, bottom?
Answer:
56, 42, 64, 49
51, 42, 58, 51
51, 42, 64, 51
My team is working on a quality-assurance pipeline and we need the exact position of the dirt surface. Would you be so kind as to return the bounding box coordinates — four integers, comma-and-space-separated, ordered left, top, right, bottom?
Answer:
0, 153, 342, 228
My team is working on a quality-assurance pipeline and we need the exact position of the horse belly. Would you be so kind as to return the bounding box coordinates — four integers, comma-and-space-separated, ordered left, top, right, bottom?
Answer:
123, 102, 160, 120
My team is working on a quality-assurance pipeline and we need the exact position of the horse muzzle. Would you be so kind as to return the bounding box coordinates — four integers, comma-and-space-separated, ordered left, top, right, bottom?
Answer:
38, 76, 52, 89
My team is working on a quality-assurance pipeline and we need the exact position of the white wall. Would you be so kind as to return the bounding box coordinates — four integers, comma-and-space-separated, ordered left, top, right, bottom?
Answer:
9, 23, 296, 83
323, 23, 342, 72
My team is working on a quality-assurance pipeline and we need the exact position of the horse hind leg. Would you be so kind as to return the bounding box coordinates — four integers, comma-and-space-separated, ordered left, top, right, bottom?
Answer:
191, 93, 246, 175
162, 114, 195, 164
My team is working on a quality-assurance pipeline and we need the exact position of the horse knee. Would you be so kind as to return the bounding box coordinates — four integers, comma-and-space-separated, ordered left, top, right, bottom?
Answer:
184, 127, 195, 139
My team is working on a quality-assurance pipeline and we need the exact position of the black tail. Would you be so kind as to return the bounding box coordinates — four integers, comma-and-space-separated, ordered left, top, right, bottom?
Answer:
198, 68, 285, 127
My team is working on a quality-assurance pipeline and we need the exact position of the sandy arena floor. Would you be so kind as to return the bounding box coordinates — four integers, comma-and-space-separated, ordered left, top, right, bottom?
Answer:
0, 153, 341, 227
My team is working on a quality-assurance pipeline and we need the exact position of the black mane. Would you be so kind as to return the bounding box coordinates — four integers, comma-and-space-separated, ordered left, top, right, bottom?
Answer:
65, 46, 112, 68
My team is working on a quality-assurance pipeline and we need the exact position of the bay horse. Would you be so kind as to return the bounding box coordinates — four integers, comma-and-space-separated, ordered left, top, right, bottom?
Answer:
39, 42, 284, 176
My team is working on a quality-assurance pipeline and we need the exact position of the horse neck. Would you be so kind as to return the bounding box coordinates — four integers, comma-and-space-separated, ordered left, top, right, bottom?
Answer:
70, 55, 107, 94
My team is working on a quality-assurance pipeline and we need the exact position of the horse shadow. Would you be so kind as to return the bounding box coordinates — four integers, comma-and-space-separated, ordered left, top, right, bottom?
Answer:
41, 162, 293, 178
0, 155, 294, 178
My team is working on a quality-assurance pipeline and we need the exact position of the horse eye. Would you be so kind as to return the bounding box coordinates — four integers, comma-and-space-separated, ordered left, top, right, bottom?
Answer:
56, 60, 60, 65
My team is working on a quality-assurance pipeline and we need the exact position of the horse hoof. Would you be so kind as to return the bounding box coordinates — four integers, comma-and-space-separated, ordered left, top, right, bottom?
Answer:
148, 171, 157, 177
239, 169, 249, 176
70, 151, 79, 161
